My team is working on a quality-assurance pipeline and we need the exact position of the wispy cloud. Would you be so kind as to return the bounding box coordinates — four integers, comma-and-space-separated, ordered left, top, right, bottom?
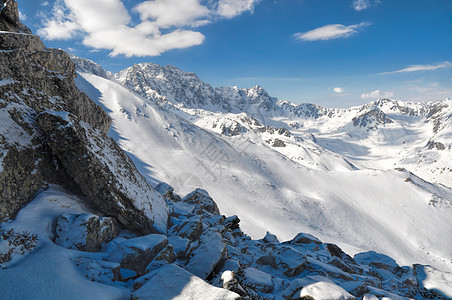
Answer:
294, 22, 370, 41
333, 87, 345, 93
38, 0, 259, 57
379, 61, 452, 75
361, 89, 394, 99
352, 0, 380, 11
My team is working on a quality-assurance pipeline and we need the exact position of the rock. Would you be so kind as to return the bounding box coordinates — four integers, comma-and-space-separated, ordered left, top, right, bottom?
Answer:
185, 228, 227, 279
263, 231, 279, 244
290, 232, 322, 245
354, 251, 400, 271
36, 112, 169, 234
221, 270, 247, 296
114, 268, 138, 282
145, 244, 176, 273
106, 234, 168, 276
241, 267, 274, 293
224, 215, 241, 230
133, 264, 241, 300
0, 0, 31, 33
0, 18, 112, 222
182, 188, 220, 215
0, 32, 45, 53
282, 275, 354, 300
284, 257, 354, 281
168, 236, 190, 259
170, 218, 203, 241
72, 256, 123, 287
155, 182, 181, 202
326, 243, 357, 266
54, 213, 117, 252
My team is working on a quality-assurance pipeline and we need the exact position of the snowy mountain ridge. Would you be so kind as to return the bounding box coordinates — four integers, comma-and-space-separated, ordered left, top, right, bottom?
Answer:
74, 57, 452, 188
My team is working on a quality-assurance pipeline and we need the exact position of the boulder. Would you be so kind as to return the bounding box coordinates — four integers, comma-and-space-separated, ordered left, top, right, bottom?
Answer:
145, 244, 176, 272
155, 182, 181, 202
282, 275, 354, 300
263, 231, 279, 244
290, 232, 322, 245
36, 112, 169, 234
185, 228, 227, 279
133, 264, 241, 300
169, 218, 203, 241
55, 213, 117, 252
221, 270, 247, 297
354, 251, 400, 271
241, 267, 274, 293
182, 188, 220, 215
106, 234, 168, 276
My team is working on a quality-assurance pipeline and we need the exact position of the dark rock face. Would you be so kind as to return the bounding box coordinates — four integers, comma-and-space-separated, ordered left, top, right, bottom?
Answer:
0, 0, 31, 33
36, 112, 169, 234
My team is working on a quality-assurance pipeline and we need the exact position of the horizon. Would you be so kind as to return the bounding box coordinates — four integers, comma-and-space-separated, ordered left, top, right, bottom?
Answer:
19, 0, 452, 108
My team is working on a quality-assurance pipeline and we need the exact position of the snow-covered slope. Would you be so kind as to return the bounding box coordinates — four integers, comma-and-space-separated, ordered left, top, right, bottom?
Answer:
76, 70, 452, 273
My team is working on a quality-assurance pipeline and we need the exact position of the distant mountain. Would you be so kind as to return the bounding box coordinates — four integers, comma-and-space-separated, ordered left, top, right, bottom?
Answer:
74, 57, 452, 275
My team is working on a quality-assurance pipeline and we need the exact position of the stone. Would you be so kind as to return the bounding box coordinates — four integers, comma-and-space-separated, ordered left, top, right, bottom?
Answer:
290, 232, 322, 245
282, 275, 354, 300
354, 251, 400, 272
185, 228, 227, 279
36, 112, 169, 234
0, 0, 31, 33
133, 264, 241, 300
182, 188, 220, 215
107, 234, 168, 276
0, 32, 45, 53
145, 244, 176, 273
170, 218, 203, 241
263, 231, 279, 244
241, 267, 274, 293
55, 213, 117, 252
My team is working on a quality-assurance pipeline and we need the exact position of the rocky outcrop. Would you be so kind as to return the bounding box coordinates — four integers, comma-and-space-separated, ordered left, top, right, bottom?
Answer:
36, 111, 169, 234
0, 0, 31, 33
55, 213, 117, 252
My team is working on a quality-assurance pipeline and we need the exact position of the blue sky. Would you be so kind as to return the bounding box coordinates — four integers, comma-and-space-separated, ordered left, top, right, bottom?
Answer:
19, 0, 452, 107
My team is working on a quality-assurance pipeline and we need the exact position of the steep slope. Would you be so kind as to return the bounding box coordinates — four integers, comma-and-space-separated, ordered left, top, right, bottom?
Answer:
76, 71, 452, 273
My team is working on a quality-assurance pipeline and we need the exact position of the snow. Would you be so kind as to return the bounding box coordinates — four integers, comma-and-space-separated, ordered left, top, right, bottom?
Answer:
133, 264, 240, 300
0, 78, 14, 86
0, 185, 130, 299
416, 265, 452, 298
76, 71, 452, 273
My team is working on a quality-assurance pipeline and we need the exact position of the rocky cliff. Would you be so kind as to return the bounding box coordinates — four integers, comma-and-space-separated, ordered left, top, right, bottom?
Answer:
0, 1, 168, 233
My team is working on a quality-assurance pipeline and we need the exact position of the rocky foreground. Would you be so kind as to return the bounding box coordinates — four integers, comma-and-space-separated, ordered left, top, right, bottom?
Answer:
0, 1, 451, 299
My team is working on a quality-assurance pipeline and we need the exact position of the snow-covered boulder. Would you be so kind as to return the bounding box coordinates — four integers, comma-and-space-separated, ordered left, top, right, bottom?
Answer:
145, 244, 176, 273
354, 251, 400, 271
133, 264, 241, 300
36, 111, 169, 234
55, 213, 116, 252
241, 267, 274, 293
290, 232, 322, 245
282, 275, 354, 300
185, 228, 227, 279
182, 188, 220, 215
262, 231, 279, 244
106, 234, 168, 275
169, 218, 204, 241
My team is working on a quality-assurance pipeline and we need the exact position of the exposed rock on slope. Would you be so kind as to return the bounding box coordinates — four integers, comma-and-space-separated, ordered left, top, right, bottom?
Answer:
0, 2, 169, 234
36, 112, 169, 233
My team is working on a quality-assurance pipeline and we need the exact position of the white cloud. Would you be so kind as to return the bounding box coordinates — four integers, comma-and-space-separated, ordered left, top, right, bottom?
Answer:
361, 89, 394, 99
134, 0, 210, 28
216, 0, 259, 19
38, 0, 257, 57
294, 22, 370, 41
352, 0, 380, 11
379, 61, 452, 75
333, 87, 345, 93
19, 11, 27, 21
